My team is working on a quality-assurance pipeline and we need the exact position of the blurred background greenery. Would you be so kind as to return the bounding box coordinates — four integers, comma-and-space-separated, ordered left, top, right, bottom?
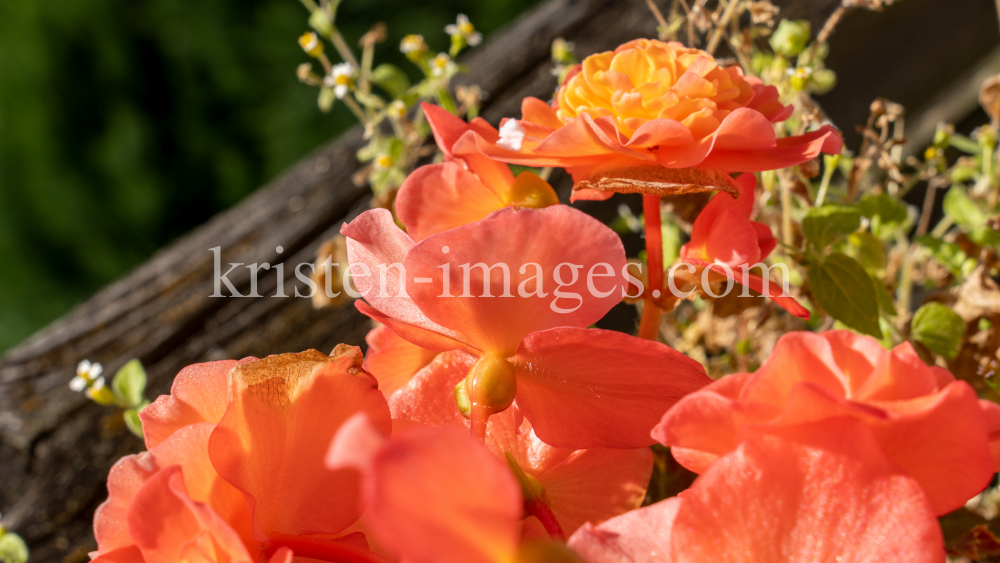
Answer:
0, 0, 543, 351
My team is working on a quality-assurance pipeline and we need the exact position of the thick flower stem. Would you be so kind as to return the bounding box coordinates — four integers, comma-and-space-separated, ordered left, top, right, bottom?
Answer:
637, 301, 663, 341
470, 404, 490, 444
526, 499, 566, 541
639, 194, 664, 341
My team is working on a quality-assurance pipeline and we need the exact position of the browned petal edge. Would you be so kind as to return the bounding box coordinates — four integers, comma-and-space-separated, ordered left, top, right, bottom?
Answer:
574, 166, 740, 198
229, 349, 330, 407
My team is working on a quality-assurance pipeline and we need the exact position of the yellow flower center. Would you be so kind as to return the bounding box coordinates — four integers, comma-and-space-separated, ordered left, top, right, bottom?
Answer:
459, 21, 475, 35
556, 39, 755, 139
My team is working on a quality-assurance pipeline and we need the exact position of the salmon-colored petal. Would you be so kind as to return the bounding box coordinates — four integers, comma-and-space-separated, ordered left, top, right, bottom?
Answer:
742, 273, 810, 319
355, 301, 478, 354
208, 348, 391, 539
538, 447, 653, 537
422, 102, 467, 156
140, 358, 256, 449
421, 103, 517, 194
342, 209, 472, 347
513, 327, 710, 449
692, 209, 761, 267
396, 163, 507, 242
386, 351, 476, 425
127, 467, 254, 563
624, 119, 694, 149
94, 423, 255, 555
521, 97, 564, 130
566, 497, 683, 563
405, 206, 626, 357
671, 420, 944, 563
855, 341, 941, 401
652, 373, 777, 473
90, 546, 144, 563
819, 330, 883, 395
741, 332, 847, 406
751, 221, 777, 259
981, 399, 1000, 471
333, 418, 522, 563
363, 325, 439, 397
699, 124, 843, 173
747, 82, 793, 122
867, 381, 994, 515
533, 114, 635, 159
710, 108, 778, 152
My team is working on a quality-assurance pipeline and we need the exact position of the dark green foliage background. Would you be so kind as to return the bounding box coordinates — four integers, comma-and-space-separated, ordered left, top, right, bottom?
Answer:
0, 0, 542, 350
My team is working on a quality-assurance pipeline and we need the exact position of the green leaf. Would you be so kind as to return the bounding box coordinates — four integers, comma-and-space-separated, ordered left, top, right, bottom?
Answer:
808, 252, 881, 337
112, 359, 147, 408
859, 193, 909, 238
372, 63, 410, 98
770, 19, 811, 57
847, 232, 886, 271
911, 302, 965, 359
916, 234, 968, 277
803, 205, 860, 250
943, 186, 986, 230
0, 532, 28, 563
870, 272, 896, 316
123, 401, 149, 439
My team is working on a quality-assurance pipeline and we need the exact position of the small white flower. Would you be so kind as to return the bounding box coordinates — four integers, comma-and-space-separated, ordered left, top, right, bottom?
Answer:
445, 14, 482, 47
91, 376, 106, 391
388, 100, 407, 120
497, 119, 526, 151
326, 62, 355, 99
429, 53, 452, 77
71, 359, 103, 391
400, 34, 427, 54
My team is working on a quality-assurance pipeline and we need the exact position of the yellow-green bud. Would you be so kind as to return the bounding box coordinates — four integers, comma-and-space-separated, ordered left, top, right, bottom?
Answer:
308, 10, 334, 38
516, 541, 584, 563
299, 32, 323, 58
770, 19, 811, 57
506, 172, 559, 209
466, 355, 517, 415
454, 376, 472, 418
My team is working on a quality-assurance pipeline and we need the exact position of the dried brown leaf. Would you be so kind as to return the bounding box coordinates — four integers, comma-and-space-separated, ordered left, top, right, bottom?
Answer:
575, 166, 740, 198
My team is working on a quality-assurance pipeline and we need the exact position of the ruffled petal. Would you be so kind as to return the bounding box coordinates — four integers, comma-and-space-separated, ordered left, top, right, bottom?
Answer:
94, 423, 255, 556
331, 417, 522, 563
670, 420, 944, 563
207, 348, 391, 539
355, 301, 478, 354
513, 327, 710, 449
521, 97, 564, 130
363, 325, 440, 397
395, 162, 506, 242
698, 124, 843, 173
867, 381, 994, 515
126, 467, 254, 563
342, 209, 472, 346
405, 206, 626, 357
537, 447, 653, 538
567, 498, 682, 563
140, 358, 256, 450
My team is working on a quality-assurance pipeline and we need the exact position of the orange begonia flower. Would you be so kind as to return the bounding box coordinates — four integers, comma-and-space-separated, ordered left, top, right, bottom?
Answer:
568, 420, 945, 563
451, 39, 842, 201
341, 205, 711, 447
384, 350, 653, 540
363, 325, 440, 397
652, 330, 998, 515
395, 103, 558, 242
327, 412, 524, 563
92, 348, 396, 563
673, 173, 808, 317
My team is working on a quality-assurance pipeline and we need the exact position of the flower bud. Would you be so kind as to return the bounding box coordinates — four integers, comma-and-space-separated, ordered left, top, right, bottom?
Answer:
454, 376, 472, 418
308, 10, 334, 38
298, 32, 323, 58
770, 19, 811, 57
466, 355, 517, 415
506, 172, 559, 209
516, 541, 584, 563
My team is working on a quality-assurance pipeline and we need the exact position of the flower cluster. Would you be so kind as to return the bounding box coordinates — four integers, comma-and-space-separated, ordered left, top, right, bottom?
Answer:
89, 35, 1000, 563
